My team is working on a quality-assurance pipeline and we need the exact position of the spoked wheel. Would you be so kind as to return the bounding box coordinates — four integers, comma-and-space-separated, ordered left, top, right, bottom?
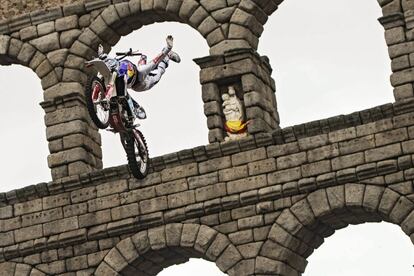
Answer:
85, 75, 110, 129
121, 129, 149, 179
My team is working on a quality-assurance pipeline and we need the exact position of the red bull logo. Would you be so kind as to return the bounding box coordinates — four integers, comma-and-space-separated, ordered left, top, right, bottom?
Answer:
127, 63, 134, 79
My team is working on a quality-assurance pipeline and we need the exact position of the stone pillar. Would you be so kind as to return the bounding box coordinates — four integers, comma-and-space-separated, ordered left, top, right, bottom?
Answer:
40, 82, 103, 180
194, 49, 280, 143
379, 2, 414, 101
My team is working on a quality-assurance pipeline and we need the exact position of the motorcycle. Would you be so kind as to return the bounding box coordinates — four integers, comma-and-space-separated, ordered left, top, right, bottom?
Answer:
85, 45, 149, 179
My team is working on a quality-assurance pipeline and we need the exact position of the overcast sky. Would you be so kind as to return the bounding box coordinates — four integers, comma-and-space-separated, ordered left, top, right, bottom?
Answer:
0, 0, 413, 275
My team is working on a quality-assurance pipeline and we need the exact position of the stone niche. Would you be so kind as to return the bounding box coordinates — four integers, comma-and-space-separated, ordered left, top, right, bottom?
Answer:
194, 48, 280, 143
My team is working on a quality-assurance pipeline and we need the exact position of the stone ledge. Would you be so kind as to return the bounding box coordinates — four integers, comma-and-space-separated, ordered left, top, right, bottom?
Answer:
1, 99, 413, 206
0, 159, 412, 261
0, 0, 118, 35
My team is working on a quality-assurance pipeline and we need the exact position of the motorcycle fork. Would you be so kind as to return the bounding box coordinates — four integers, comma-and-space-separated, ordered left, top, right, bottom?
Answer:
115, 75, 135, 118
106, 71, 118, 99
92, 81, 102, 101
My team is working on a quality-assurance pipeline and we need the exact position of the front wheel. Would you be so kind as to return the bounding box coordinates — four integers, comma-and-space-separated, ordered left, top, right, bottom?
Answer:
122, 130, 149, 179
85, 75, 110, 129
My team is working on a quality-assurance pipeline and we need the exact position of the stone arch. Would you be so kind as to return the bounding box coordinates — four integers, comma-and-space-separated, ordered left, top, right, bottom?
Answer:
0, 262, 46, 276
73, 0, 277, 57
0, 31, 102, 180
256, 183, 414, 275
0, 35, 60, 90
74, 1, 280, 143
95, 223, 247, 275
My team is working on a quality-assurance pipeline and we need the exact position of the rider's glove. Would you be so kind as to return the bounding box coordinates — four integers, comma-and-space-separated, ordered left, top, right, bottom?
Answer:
97, 44, 107, 60
166, 35, 173, 50
99, 53, 108, 60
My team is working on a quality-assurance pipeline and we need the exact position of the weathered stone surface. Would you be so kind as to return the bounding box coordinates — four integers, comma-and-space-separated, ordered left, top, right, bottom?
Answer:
37, 22, 55, 37
198, 16, 219, 37
365, 143, 402, 162
212, 7, 236, 23
215, 244, 243, 272
56, 15, 79, 32
168, 190, 195, 208
307, 189, 330, 217
227, 174, 267, 194
268, 167, 301, 184
231, 8, 263, 36
379, 188, 401, 216
180, 223, 200, 247
199, 156, 232, 174
14, 224, 43, 243
165, 223, 182, 246
179, 0, 199, 20
219, 165, 248, 182
47, 49, 69, 67
14, 198, 43, 215
277, 152, 307, 170
88, 193, 120, 212
43, 82, 83, 101
268, 142, 299, 157
329, 127, 356, 143
228, 23, 258, 48
161, 163, 198, 182
389, 197, 414, 223
248, 158, 276, 175
229, 229, 253, 245
232, 147, 266, 166
140, 196, 168, 214
332, 152, 365, 171
20, 26, 38, 41
188, 172, 218, 189
302, 160, 331, 177
1, 1, 414, 274
8, 38, 23, 58
47, 147, 92, 167
79, 209, 111, 228
42, 71, 59, 89
43, 217, 79, 236
30, 32, 60, 53
339, 135, 375, 155
16, 42, 37, 65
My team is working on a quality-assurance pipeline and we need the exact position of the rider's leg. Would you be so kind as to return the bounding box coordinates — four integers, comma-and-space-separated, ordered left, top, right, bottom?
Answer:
142, 58, 168, 91
135, 46, 171, 82
130, 98, 146, 119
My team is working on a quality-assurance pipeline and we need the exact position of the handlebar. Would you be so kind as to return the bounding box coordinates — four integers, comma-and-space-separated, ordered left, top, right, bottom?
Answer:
115, 48, 142, 57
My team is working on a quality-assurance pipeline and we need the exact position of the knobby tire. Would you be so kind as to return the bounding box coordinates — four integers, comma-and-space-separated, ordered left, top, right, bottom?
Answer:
85, 75, 109, 129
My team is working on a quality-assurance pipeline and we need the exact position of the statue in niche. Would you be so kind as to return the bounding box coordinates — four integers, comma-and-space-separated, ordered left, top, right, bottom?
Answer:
222, 86, 249, 141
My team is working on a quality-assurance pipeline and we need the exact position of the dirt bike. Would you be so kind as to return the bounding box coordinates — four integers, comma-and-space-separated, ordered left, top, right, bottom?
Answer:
85, 45, 149, 179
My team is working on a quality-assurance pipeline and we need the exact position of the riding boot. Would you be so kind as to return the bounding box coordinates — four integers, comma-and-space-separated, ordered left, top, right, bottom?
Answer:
131, 98, 146, 119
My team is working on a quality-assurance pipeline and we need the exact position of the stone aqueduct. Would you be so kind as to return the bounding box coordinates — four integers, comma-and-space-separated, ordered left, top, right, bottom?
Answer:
0, 0, 414, 275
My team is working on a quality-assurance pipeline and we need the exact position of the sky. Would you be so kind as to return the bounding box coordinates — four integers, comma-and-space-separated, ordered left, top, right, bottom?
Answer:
0, 0, 413, 275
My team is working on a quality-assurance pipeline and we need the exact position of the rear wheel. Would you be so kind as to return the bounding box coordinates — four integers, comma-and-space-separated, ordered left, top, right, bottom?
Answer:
85, 75, 110, 129
122, 130, 149, 179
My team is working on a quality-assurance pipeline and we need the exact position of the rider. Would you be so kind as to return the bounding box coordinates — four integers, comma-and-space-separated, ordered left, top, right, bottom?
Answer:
121, 35, 181, 119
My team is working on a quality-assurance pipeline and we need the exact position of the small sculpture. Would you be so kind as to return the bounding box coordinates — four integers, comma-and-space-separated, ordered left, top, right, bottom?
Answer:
222, 86, 249, 141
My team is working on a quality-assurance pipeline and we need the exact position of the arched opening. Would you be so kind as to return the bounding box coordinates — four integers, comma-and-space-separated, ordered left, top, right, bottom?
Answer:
259, 0, 394, 127
158, 258, 226, 276
96, 224, 244, 275
99, 22, 209, 168
258, 184, 414, 275
111, 246, 227, 275
0, 65, 50, 192
305, 223, 414, 276
102, 22, 208, 167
